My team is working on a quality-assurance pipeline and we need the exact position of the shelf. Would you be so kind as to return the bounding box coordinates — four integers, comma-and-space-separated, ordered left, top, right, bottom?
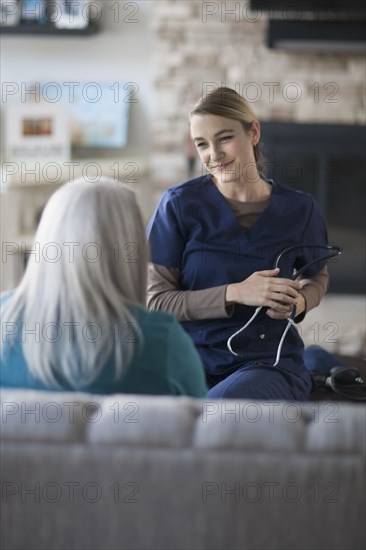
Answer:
0, 22, 99, 36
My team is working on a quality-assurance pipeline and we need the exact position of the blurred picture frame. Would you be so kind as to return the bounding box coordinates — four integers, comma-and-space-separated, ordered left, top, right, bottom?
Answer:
39, 82, 131, 150
20, 0, 47, 23
3, 103, 71, 163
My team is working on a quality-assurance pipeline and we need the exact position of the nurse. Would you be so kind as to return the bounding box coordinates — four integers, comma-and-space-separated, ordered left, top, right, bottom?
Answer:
147, 86, 330, 400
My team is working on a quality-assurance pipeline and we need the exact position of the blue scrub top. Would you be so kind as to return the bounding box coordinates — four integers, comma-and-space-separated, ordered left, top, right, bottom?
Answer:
147, 175, 328, 377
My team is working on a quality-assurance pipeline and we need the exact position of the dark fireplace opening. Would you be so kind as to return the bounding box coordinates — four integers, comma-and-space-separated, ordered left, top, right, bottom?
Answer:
260, 122, 366, 294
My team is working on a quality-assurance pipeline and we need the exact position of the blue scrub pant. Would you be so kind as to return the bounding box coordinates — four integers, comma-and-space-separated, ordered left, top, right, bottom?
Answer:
206, 347, 346, 400
206, 363, 312, 401
303, 345, 347, 374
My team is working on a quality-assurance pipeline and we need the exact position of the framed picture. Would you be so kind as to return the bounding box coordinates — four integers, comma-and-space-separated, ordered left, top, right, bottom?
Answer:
39, 82, 131, 150
20, 0, 47, 23
3, 102, 71, 163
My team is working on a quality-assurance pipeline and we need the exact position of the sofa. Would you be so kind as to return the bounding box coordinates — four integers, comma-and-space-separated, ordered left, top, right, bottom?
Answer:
1, 389, 365, 550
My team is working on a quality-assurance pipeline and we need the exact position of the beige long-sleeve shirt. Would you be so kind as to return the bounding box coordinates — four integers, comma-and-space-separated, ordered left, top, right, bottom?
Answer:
147, 196, 329, 323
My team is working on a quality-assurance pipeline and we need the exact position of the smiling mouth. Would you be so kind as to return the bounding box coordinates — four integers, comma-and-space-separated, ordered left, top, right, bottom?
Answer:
211, 160, 234, 171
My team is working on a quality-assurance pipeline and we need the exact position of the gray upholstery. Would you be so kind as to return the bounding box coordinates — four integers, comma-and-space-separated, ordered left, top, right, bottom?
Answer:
1, 389, 365, 550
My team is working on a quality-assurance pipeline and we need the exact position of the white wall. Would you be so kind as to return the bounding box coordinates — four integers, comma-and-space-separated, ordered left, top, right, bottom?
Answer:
0, 2, 156, 291
0, 0, 155, 158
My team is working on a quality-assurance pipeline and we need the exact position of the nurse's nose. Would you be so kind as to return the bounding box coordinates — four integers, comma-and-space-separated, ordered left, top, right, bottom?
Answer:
210, 144, 224, 162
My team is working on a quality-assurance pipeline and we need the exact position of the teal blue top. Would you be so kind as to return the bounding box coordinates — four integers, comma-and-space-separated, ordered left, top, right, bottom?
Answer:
0, 292, 208, 397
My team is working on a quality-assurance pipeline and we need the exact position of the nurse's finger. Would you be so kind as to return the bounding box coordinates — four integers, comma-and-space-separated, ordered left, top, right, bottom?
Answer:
271, 283, 299, 298
266, 308, 292, 320
257, 268, 280, 277
266, 299, 293, 312
267, 295, 296, 307
271, 277, 302, 290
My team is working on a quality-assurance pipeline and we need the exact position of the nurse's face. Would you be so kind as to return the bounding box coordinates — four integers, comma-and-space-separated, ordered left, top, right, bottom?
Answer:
190, 114, 260, 186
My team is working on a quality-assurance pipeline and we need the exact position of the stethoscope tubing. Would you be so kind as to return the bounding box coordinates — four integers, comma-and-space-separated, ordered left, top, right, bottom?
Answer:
227, 244, 343, 365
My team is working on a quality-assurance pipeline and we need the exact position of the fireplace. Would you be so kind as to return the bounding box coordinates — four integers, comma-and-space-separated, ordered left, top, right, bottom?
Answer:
260, 122, 366, 294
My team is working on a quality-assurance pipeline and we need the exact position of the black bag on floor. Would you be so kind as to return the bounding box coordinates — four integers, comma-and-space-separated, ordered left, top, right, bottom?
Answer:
311, 367, 366, 401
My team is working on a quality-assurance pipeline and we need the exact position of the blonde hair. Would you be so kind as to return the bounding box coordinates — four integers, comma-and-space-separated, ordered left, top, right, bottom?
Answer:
1, 177, 148, 389
190, 86, 266, 174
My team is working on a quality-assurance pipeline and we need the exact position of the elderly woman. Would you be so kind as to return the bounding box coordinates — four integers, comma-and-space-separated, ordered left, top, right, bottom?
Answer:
1, 177, 207, 397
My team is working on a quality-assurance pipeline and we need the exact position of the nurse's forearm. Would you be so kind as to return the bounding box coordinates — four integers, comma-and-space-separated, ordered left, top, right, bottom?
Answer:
147, 263, 234, 321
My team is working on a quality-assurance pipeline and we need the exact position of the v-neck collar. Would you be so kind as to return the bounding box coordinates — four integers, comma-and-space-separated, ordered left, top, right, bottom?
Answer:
205, 174, 282, 243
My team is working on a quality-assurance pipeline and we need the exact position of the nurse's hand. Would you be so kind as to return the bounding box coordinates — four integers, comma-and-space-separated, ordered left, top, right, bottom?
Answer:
266, 292, 306, 320
226, 268, 303, 319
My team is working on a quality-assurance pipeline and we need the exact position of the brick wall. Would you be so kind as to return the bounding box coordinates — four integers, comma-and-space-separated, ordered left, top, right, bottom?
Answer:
151, 0, 365, 188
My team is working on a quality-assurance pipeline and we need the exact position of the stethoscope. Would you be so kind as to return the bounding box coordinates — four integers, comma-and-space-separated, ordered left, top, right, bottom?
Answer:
227, 244, 343, 366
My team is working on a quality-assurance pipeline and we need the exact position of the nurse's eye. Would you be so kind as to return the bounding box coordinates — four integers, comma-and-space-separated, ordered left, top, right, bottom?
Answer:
220, 135, 233, 142
196, 141, 207, 148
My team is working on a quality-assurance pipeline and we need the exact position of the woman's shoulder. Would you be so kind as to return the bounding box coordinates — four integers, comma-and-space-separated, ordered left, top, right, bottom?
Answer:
129, 305, 194, 365
163, 174, 210, 200
129, 304, 182, 335
272, 180, 314, 204
271, 180, 319, 219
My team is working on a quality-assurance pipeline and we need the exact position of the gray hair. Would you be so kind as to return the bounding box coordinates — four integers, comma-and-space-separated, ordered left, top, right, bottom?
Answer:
1, 177, 148, 389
